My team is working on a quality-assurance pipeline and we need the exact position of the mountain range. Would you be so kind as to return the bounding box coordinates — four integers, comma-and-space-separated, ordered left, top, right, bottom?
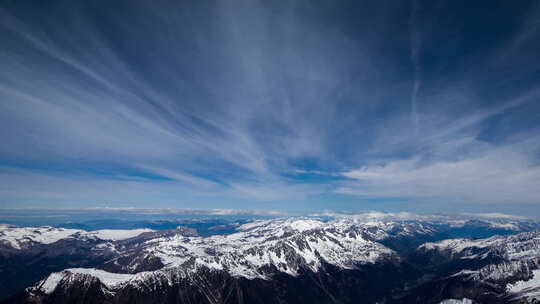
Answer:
2, 214, 540, 303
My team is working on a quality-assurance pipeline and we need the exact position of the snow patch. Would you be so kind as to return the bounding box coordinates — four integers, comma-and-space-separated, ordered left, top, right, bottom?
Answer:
508, 269, 540, 293
84, 229, 153, 241
37, 268, 135, 294
0, 226, 82, 249
67, 268, 134, 287
39, 272, 65, 294
439, 299, 474, 304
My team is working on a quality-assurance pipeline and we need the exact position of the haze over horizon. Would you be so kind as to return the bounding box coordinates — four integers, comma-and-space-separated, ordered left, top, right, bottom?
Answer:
1, 0, 540, 216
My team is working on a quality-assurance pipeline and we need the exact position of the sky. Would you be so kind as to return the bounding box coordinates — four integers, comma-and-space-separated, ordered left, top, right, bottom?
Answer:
1, 0, 540, 215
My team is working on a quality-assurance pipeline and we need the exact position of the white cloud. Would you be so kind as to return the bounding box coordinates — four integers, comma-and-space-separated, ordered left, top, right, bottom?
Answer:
338, 142, 540, 204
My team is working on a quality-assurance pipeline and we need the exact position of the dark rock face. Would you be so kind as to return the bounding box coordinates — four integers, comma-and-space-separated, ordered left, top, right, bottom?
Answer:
390, 232, 540, 304
0, 238, 113, 301
8, 262, 420, 304
0, 227, 199, 300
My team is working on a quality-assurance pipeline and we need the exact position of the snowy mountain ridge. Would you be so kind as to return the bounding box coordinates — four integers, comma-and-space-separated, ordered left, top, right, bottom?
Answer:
417, 230, 540, 303
4, 216, 540, 303
0, 225, 153, 250
139, 218, 396, 279
21, 218, 403, 297
419, 230, 540, 261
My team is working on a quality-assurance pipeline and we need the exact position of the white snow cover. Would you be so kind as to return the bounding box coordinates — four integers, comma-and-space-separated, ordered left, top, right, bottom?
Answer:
67, 268, 134, 286
439, 299, 474, 304
141, 218, 396, 279
0, 226, 82, 249
39, 272, 66, 294
83, 229, 153, 241
420, 238, 493, 253
360, 220, 435, 240
508, 269, 540, 297
0, 226, 153, 249
37, 268, 135, 294
419, 231, 540, 261
32, 218, 399, 295
420, 231, 540, 289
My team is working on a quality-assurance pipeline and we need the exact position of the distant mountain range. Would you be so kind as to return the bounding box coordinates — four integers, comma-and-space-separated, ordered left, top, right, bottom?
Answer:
2, 215, 540, 303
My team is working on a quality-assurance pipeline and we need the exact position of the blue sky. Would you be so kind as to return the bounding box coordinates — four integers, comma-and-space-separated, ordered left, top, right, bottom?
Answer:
1, 0, 540, 215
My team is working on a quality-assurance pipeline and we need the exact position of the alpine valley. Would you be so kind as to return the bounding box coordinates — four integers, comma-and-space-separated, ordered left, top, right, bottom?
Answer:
2, 214, 540, 304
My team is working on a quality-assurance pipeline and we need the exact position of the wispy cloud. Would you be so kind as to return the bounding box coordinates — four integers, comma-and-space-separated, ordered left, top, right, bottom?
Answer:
77, 207, 284, 216
0, 1, 539, 212
409, 0, 422, 134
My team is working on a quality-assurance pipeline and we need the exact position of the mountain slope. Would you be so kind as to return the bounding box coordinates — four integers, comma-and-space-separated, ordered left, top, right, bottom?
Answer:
394, 231, 540, 303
